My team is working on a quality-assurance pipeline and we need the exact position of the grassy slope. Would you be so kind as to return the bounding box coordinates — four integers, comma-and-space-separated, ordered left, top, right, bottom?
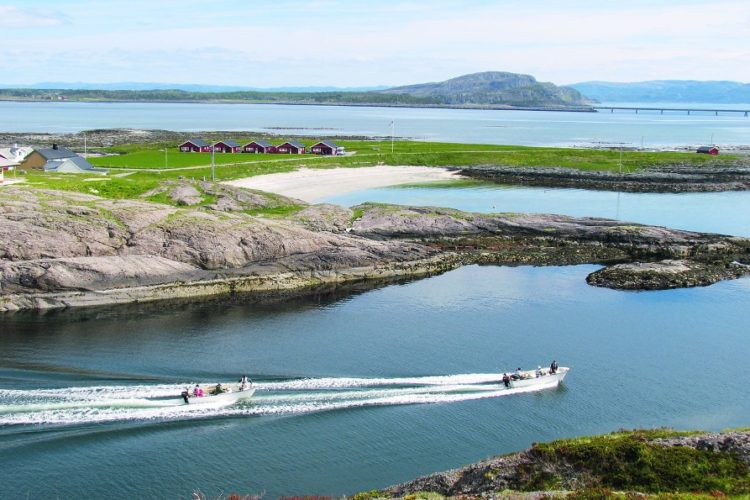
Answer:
18, 139, 738, 202
354, 429, 750, 499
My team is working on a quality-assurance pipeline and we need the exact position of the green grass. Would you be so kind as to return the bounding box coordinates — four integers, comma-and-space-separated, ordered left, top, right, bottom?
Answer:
15, 138, 741, 203
89, 139, 738, 175
243, 203, 305, 217
528, 430, 750, 495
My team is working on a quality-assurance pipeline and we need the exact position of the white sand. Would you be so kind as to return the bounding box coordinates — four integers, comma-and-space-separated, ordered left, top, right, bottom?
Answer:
224, 166, 462, 202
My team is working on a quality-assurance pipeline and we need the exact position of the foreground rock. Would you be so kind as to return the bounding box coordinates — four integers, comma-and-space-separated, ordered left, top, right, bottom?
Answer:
461, 163, 750, 192
384, 429, 750, 498
1, 188, 749, 311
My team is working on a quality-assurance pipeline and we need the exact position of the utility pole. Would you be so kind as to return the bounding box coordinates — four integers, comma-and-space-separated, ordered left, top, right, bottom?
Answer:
390, 121, 395, 154
83, 133, 87, 156
164, 148, 168, 169
211, 146, 215, 181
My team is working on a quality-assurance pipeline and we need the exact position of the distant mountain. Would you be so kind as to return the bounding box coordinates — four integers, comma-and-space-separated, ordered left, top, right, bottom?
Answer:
0, 72, 593, 109
571, 80, 750, 104
3, 82, 389, 93
379, 72, 593, 107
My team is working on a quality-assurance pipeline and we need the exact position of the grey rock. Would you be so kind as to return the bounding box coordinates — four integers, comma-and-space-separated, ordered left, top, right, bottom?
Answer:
169, 185, 202, 206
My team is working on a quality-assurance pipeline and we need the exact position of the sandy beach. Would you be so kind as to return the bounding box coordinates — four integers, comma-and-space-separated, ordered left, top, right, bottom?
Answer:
224, 165, 462, 202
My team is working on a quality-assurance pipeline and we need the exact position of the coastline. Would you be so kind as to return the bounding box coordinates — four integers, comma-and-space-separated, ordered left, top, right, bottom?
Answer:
2, 184, 749, 312
223, 165, 462, 202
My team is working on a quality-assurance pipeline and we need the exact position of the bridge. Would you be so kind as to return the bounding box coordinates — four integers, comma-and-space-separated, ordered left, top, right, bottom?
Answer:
594, 106, 749, 116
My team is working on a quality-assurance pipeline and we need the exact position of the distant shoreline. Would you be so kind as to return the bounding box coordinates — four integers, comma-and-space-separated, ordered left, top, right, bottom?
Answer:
0, 98, 596, 113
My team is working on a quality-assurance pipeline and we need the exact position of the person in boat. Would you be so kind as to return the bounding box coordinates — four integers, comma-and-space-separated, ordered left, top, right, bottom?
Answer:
193, 384, 204, 397
502, 373, 511, 388
535, 366, 543, 378
181, 387, 190, 404
550, 360, 558, 374
211, 383, 225, 395
238, 375, 250, 391
512, 367, 523, 380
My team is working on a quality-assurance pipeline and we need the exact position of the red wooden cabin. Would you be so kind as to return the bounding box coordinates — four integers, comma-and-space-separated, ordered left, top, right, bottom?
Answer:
243, 140, 274, 153
696, 146, 719, 155
275, 141, 305, 154
309, 141, 343, 156
178, 139, 211, 153
213, 140, 241, 153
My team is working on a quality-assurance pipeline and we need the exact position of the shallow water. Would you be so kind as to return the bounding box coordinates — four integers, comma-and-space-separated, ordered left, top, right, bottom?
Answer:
1, 265, 749, 498
324, 183, 750, 237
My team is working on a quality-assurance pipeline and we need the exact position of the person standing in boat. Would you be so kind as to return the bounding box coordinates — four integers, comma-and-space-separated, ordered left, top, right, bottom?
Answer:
550, 360, 558, 374
238, 375, 250, 391
181, 387, 191, 404
502, 373, 511, 388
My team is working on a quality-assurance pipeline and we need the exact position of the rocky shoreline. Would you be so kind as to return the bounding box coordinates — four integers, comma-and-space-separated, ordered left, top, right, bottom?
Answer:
383, 429, 750, 498
460, 163, 750, 193
2, 183, 749, 312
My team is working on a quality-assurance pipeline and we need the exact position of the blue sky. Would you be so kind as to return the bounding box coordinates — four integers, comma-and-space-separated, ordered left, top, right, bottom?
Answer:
1, 0, 749, 86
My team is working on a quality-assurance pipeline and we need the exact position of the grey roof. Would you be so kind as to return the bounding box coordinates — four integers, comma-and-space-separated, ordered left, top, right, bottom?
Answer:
215, 140, 240, 148
44, 156, 99, 173
181, 139, 210, 147
36, 147, 77, 160
280, 141, 305, 149
244, 140, 273, 148
314, 141, 340, 149
697, 146, 717, 152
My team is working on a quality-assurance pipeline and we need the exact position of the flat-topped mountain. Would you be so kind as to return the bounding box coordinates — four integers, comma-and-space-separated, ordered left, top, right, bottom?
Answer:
0, 71, 594, 109
379, 71, 593, 107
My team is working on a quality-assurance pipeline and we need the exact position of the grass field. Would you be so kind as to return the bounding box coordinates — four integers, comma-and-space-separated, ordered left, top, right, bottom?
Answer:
15, 138, 739, 202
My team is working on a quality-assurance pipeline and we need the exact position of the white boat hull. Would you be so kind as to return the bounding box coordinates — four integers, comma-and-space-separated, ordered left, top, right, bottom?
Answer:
507, 367, 569, 389
174, 388, 255, 407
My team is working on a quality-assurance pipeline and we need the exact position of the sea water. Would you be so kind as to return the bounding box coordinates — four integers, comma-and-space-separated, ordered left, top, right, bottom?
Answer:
2, 100, 750, 147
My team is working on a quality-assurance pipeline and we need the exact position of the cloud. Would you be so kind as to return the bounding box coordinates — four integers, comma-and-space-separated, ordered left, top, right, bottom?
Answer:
1, 0, 749, 85
0, 5, 63, 28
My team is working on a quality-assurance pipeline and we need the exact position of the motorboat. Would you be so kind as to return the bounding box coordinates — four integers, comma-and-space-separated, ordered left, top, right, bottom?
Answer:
502, 366, 569, 389
176, 384, 255, 407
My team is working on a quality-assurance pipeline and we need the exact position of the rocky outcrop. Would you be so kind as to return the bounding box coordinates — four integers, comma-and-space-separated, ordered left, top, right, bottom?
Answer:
586, 259, 750, 290
2, 188, 749, 311
292, 204, 354, 233
460, 164, 750, 193
386, 430, 750, 497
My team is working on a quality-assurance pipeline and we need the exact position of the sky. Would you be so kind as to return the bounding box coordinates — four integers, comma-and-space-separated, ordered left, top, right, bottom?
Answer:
1, 0, 749, 87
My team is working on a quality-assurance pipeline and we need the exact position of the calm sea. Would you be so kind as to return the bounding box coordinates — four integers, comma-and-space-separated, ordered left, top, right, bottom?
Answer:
1, 104, 749, 497
2, 100, 750, 148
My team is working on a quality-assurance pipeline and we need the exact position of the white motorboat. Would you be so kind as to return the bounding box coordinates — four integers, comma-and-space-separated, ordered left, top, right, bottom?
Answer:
502, 366, 569, 389
175, 385, 255, 407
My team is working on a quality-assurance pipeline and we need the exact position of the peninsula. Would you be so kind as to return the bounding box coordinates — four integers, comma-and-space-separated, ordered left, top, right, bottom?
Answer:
3, 131, 750, 312
0, 72, 593, 110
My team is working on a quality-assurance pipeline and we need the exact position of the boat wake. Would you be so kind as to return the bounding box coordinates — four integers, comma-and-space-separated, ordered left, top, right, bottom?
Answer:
0, 373, 562, 427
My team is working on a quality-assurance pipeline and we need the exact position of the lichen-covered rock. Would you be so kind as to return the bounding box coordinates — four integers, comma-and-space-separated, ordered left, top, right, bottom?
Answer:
586, 259, 750, 290
2, 187, 750, 311
292, 204, 354, 233
169, 185, 202, 205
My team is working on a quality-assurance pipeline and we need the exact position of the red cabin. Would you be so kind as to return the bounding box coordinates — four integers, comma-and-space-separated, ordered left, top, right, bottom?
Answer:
243, 140, 274, 153
213, 140, 241, 153
309, 141, 343, 156
696, 146, 719, 155
275, 141, 305, 154
178, 139, 211, 153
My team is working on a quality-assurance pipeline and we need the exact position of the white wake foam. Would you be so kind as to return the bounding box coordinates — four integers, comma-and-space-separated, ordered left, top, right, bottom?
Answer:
0, 373, 560, 427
